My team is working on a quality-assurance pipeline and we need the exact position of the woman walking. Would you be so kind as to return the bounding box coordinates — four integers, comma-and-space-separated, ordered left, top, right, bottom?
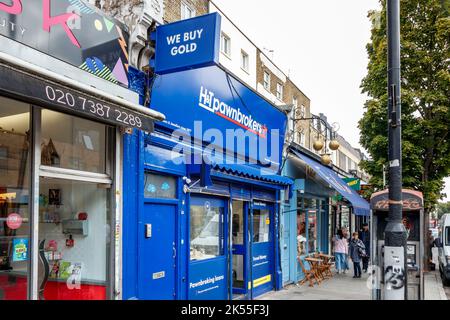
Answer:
333, 229, 348, 274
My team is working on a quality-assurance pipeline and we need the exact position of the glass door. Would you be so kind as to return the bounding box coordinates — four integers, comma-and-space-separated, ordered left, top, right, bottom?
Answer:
231, 200, 248, 297
0, 97, 30, 300
36, 109, 114, 300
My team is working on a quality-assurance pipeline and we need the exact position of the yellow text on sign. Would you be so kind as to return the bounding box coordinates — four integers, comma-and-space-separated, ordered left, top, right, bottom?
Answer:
248, 274, 272, 289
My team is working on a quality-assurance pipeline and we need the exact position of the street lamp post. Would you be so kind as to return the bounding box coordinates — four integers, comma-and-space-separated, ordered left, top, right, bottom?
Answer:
384, 0, 408, 300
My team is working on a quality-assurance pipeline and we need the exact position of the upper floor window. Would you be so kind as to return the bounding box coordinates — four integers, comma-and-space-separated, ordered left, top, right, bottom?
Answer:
263, 71, 270, 90
181, 2, 196, 20
240, 50, 249, 72
221, 33, 231, 57
276, 83, 284, 101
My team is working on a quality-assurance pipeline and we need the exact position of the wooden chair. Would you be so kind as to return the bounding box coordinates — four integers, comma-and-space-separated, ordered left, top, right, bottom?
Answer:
312, 252, 328, 280
297, 256, 320, 287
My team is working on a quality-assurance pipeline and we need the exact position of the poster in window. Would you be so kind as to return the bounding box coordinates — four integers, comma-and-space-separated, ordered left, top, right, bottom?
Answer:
12, 238, 28, 262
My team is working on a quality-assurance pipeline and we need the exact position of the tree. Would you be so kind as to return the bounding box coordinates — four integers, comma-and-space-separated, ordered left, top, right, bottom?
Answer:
435, 201, 450, 219
359, 0, 449, 267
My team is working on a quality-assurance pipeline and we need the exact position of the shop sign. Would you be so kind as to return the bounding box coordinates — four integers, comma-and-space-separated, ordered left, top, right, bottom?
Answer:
6, 213, 22, 230
150, 65, 287, 168
0, 64, 154, 131
154, 13, 221, 74
12, 238, 28, 262
0, 0, 130, 87
344, 178, 361, 191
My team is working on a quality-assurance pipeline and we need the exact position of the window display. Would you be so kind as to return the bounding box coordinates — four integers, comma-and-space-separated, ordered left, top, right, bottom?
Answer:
308, 211, 317, 253
297, 212, 307, 256
190, 198, 224, 261
41, 110, 107, 174
0, 97, 30, 300
38, 178, 110, 300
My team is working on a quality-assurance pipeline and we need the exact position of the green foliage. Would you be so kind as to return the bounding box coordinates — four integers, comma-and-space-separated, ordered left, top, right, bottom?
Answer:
359, 0, 450, 212
435, 201, 450, 219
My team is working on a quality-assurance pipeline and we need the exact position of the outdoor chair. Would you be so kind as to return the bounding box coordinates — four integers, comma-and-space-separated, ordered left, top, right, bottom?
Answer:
297, 256, 320, 287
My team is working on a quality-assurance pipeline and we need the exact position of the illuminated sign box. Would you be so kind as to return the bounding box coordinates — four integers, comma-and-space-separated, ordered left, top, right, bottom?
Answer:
153, 13, 221, 75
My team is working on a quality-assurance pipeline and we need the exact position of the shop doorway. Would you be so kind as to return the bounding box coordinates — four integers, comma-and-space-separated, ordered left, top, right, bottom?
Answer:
138, 202, 177, 300
138, 172, 179, 300
231, 200, 249, 297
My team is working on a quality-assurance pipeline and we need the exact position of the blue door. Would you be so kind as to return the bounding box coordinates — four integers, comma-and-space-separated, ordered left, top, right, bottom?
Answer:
250, 202, 274, 298
138, 202, 177, 300
231, 200, 249, 296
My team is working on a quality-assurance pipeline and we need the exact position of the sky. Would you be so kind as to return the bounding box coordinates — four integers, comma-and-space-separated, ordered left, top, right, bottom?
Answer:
211, 0, 450, 202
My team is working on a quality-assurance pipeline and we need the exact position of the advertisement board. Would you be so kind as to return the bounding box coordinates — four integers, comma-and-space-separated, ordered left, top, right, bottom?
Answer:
154, 13, 221, 75
150, 65, 287, 168
0, 0, 130, 87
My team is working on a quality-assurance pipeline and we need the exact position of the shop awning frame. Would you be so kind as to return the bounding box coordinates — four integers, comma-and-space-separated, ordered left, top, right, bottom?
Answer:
212, 162, 293, 186
290, 149, 370, 216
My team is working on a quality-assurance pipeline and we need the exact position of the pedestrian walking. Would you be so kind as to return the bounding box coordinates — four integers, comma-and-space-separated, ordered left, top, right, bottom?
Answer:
333, 229, 348, 274
349, 232, 366, 278
358, 223, 370, 272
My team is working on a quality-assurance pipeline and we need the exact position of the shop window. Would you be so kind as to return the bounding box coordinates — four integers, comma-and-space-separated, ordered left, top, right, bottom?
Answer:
307, 211, 317, 253
144, 173, 176, 199
0, 97, 30, 300
297, 212, 307, 256
252, 209, 270, 243
38, 178, 110, 300
41, 110, 107, 174
232, 201, 244, 245
190, 199, 224, 261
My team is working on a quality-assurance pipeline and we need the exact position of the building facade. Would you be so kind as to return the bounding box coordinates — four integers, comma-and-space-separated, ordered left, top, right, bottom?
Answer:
71, 0, 371, 299
0, 0, 164, 300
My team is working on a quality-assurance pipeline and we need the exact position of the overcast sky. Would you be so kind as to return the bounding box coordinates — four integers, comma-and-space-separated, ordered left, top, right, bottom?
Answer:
211, 0, 450, 202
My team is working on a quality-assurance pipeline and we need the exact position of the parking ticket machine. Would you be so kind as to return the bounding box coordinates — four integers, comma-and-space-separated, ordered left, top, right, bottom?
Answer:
370, 189, 425, 300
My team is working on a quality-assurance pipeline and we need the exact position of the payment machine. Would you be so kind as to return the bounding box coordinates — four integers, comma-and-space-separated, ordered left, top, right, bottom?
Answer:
370, 189, 425, 300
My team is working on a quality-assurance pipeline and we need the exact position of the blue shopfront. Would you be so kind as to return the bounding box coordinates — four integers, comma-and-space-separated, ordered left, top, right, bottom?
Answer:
280, 146, 370, 285
122, 13, 292, 300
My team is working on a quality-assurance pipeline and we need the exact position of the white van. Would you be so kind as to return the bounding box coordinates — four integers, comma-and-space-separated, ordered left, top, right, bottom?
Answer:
437, 213, 450, 286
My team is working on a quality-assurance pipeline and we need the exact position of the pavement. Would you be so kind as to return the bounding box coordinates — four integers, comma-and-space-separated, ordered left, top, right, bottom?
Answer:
258, 266, 371, 300
424, 271, 447, 300
257, 261, 448, 300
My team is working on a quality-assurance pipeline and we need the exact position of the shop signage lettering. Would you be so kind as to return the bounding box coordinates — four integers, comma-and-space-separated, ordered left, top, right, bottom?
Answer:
154, 13, 221, 74
0, 0, 80, 47
166, 29, 203, 56
199, 86, 267, 138
189, 274, 225, 289
0, 64, 154, 131
12, 238, 28, 262
6, 213, 22, 230
0, 0, 130, 87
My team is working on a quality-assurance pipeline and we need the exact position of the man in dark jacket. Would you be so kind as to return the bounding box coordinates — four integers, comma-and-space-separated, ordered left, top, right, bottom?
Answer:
359, 223, 370, 273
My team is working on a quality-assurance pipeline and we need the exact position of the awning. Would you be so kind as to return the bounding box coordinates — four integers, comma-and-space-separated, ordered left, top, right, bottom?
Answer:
212, 163, 293, 186
291, 150, 370, 216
